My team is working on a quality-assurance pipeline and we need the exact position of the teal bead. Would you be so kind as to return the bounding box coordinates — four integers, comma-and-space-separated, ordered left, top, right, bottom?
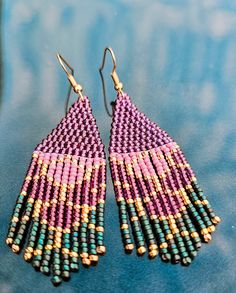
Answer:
71, 257, 78, 263
51, 275, 62, 286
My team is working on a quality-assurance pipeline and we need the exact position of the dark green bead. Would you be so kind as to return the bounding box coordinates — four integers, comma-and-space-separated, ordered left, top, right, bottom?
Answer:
40, 266, 50, 275
51, 275, 62, 286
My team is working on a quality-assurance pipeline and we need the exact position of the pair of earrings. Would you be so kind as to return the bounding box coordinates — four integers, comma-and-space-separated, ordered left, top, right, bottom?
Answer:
6, 47, 221, 286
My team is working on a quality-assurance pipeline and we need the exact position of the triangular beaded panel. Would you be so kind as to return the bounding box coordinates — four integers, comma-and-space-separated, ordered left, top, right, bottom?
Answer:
36, 96, 105, 159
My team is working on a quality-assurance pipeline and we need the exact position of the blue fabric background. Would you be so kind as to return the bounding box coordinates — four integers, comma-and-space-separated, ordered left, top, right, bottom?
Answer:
0, 1, 235, 292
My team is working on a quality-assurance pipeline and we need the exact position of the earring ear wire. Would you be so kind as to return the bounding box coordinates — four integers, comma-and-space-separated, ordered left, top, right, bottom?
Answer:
56, 53, 83, 114
99, 47, 123, 117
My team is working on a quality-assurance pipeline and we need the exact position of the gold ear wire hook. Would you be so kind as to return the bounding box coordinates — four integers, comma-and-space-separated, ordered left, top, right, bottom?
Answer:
99, 47, 123, 117
56, 53, 83, 114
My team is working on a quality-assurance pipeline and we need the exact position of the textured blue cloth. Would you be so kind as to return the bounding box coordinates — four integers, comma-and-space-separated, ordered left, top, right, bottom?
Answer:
0, 1, 235, 292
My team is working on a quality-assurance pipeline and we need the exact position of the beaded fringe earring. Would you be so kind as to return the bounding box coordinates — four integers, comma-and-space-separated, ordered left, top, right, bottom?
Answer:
6, 54, 106, 286
99, 47, 221, 266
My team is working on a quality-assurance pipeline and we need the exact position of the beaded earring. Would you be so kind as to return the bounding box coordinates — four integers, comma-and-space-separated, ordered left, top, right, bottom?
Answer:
99, 47, 221, 265
6, 54, 106, 286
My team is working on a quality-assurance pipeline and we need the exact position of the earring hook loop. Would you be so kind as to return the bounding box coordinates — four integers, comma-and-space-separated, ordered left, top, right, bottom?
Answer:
99, 47, 123, 117
56, 53, 83, 115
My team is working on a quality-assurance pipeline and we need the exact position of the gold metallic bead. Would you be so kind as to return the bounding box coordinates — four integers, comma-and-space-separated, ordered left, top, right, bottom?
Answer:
56, 227, 63, 233
28, 197, 34, 204
149, 249, 158, 258
50, 198, 57, 204
121, 224, 129, 230
96, 226, 104, 233
66, 201, 73, 207
136, 173, 142, 179
127, 198, 134, 204
181, 230, 189, 237
44, 201, 50, 207
110, 156, 116, 162
48, 226, 55, 231
166, 234, 174, 240
76, 180, 82, 185
74, 204, 80, 209
149, 244, 158, 250
172, 228, 180, 234
98, 199, 105, 204
24, 252, 32, 261
89, 224, 96, 230
125, 244, 134, 251
34, 249, 42, 256
32, 153, 39, 158
12, 244, 20, 253
159, 216, 166, 221
160, 242, 168, 249
136, 205, 143, 212
212, 216, 221, 225
201, 228, 209, 235
21, 191, 27, 196
191, 232, 199, 238
91, 188, 98, 193
33, 175, 40, 180
12, 216, 19, 223
175, 212, 182, 218
45, 245, 53, 250
94, 164, 100, 170
97, 246, 106, 255
208, 225, 216, 233
150, 214, 157, 220
100, 183, 106, 189
117, 197, 125, 202
53, 181, 60, 187
63, 228, 71, 233
202, 200, 209, 205
131, 216, 139, 222
25, 176, 32, 181
138, 211, 146, 217
151, 191, 157, 196
168, 218, 176, 224
123, 183, 130, 189
6, 238, 13, 245
68, 183, 75, 189
137, 246, 146, 255
70, 251, 78, 258
144, 196, 151, 203
73, 221, 80, 227
169, 224, 177, 230
80, 252, 89, 258
194, 200, 202, 205
54, 242, 61, 249
62, 248, 70, 254
203, 234, 212, 243
25, 247, 33, 253
89, 255, 99, 262
82, 258, 91, 266
40, 219, 47, 225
